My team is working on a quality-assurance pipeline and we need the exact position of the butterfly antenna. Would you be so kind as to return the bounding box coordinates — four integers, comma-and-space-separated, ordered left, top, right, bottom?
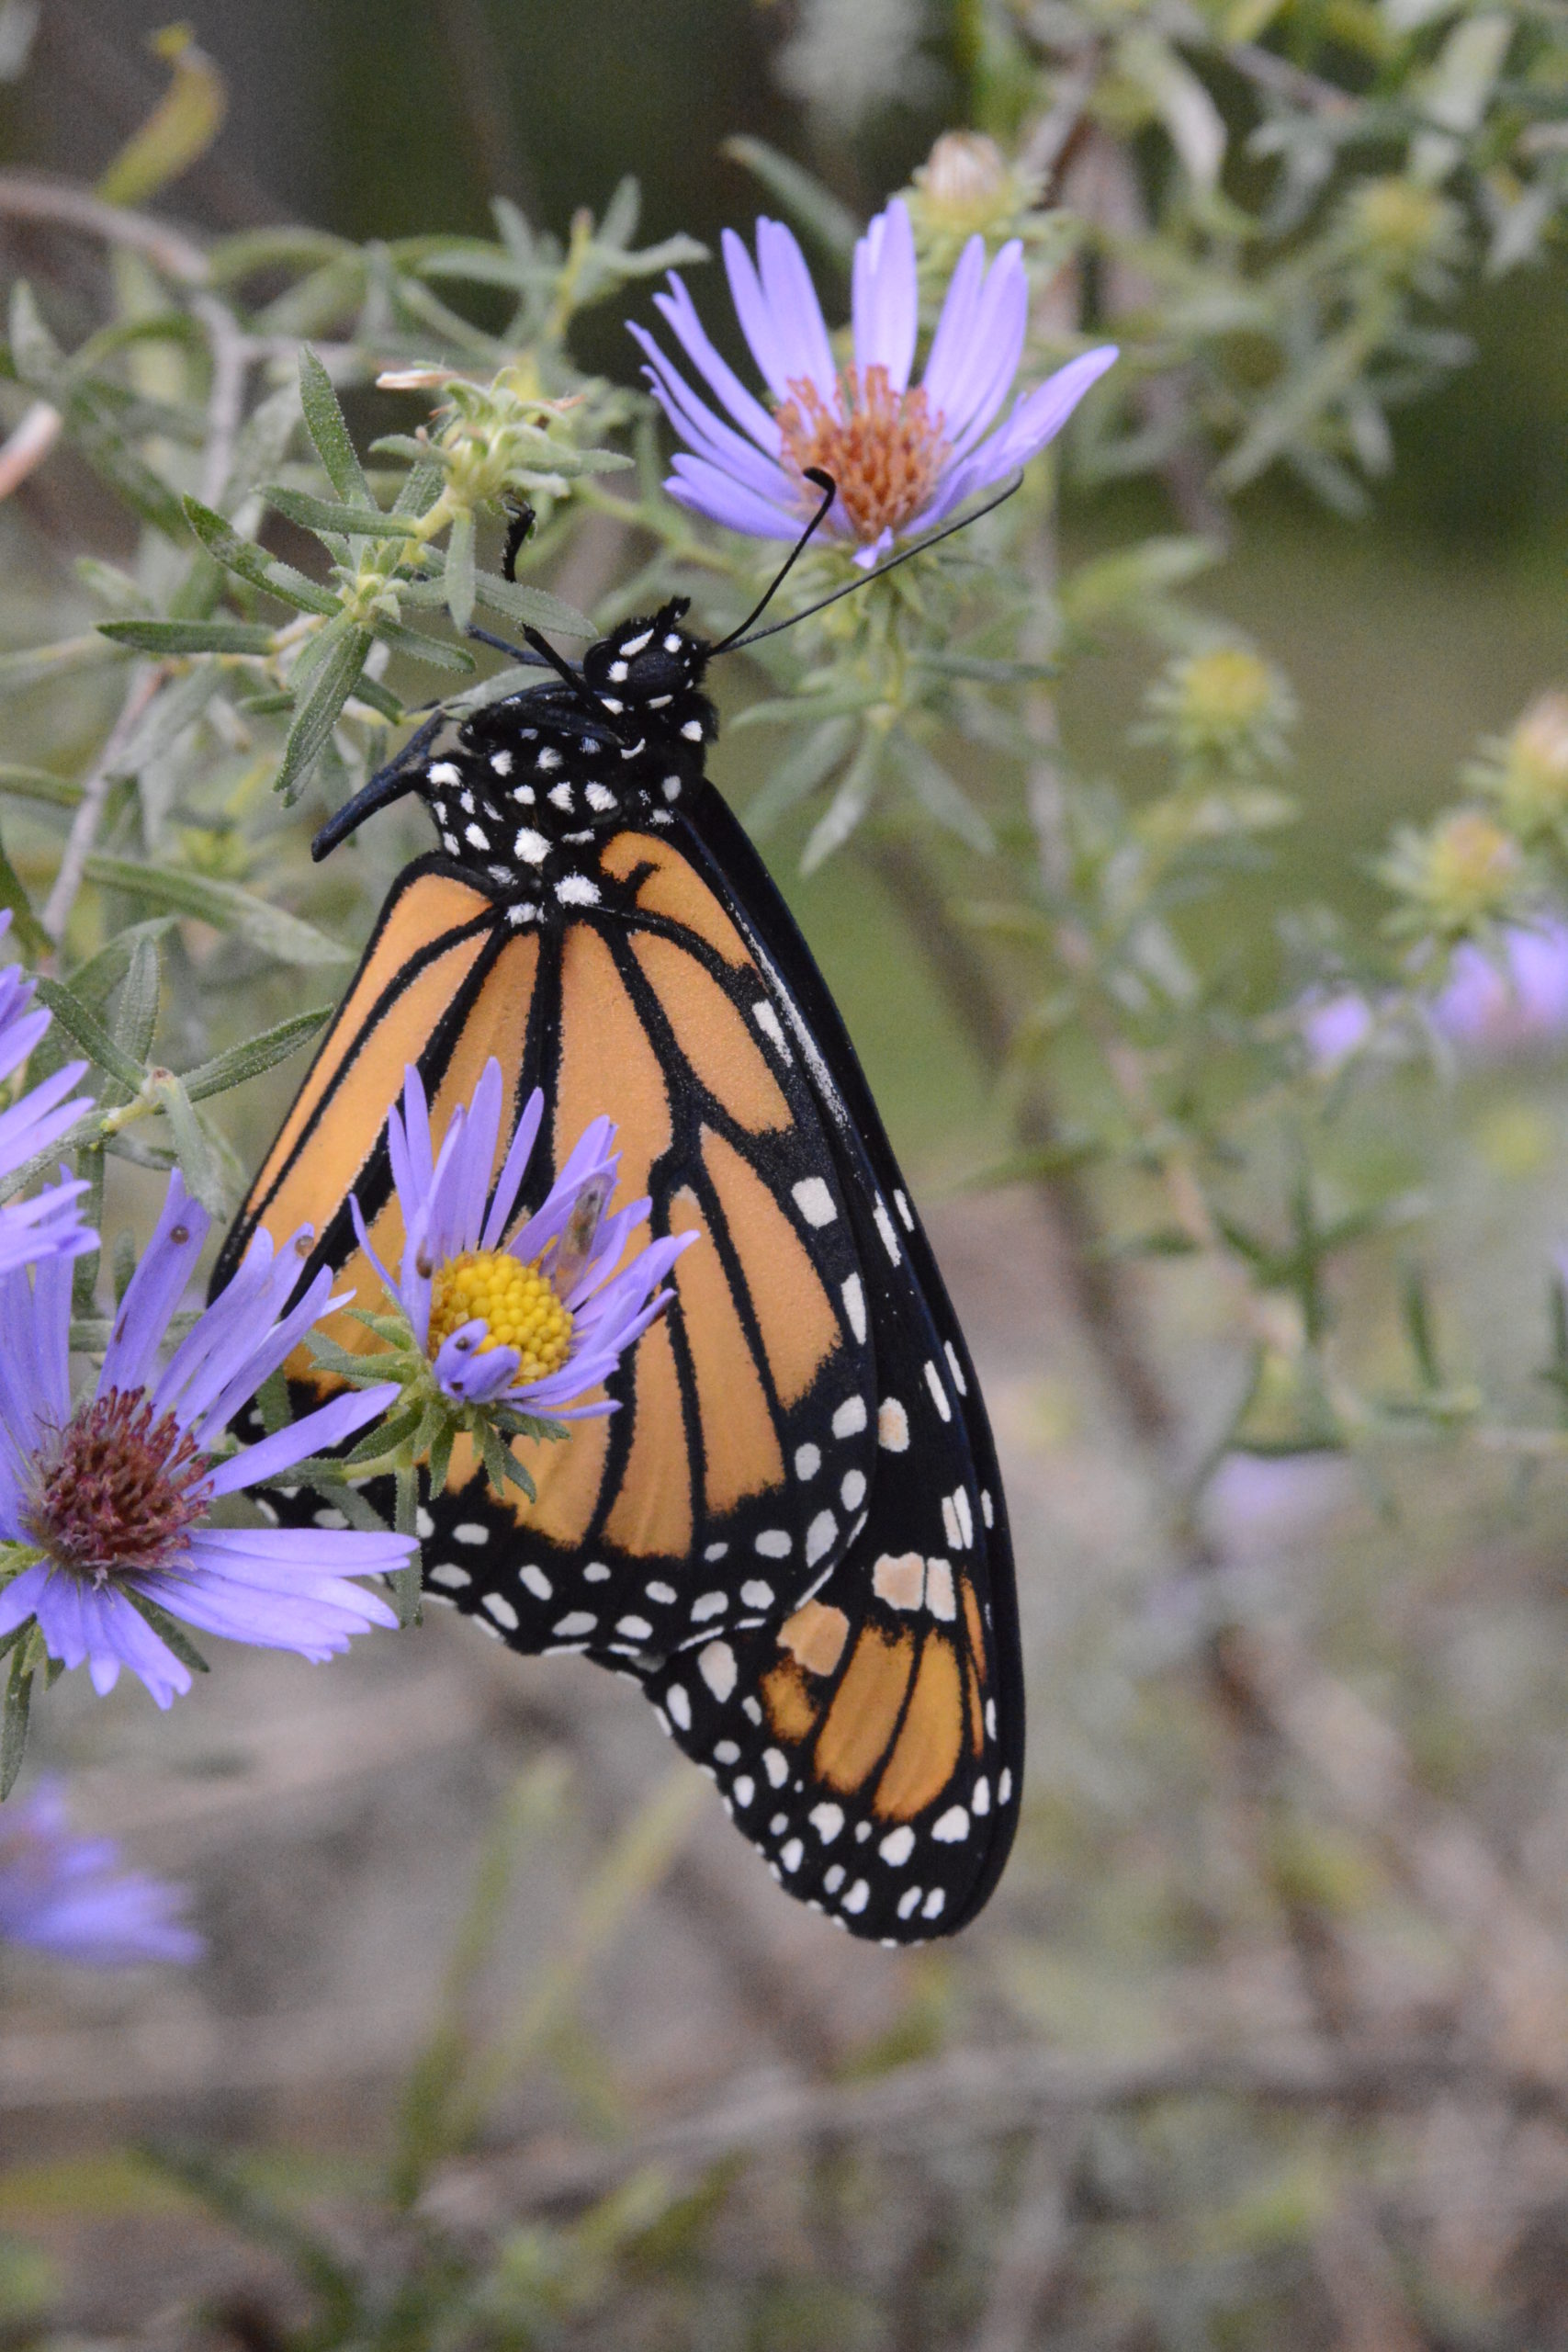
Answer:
707, 469, 840, 657
725, 474, 1024, 653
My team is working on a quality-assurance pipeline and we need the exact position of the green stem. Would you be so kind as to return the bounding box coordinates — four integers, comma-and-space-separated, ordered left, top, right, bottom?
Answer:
393, 1460, 423, 1629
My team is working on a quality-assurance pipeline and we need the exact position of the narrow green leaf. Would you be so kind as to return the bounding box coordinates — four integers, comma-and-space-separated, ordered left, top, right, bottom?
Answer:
299, 345, 372, 507
802, 728, 884, 873
63, 919, 176, 1011
0, 831, 48, 955
0, 763, 82, 809
65, 380, 191, 539
745, 716, 853, 837
1, 1648, 34, 1800
392, 455, 446, 520
471, 570, 594, 639
98, 618, 276, 656
150, 1071, 227, 1215
445, 506, 476, 633
112, 936, 161, 1069
893, 734, 996, 854
35, 978, 144, 1094
370, 617, 475, 674
275, 624, 373, 804
180, 1005, 330, 1101
264, 484, 421, 542
0, 635, 126, 697
112, 1227, 137, 1306
82, 856, 352, 967
183, 498, 337, 616
123, 1589, 210, 1678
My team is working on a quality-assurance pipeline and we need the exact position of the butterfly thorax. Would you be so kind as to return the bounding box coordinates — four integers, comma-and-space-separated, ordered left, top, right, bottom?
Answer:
413, 601, 717, 922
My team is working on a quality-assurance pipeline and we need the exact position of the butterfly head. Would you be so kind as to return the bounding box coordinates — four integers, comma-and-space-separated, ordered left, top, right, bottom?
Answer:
580, 599, 715, 746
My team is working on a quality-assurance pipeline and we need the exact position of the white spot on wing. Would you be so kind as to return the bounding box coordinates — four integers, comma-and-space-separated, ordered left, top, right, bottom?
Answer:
429, 1564, 470, 1589
553, 1611, 597, 1637
843, 1879, 870, 1915
762, 1747, 789, 1788
779, 1837, 804, 1872
792, 1177, 836, 1228
809, 1802, 845, 1843
453, 1523, 489, 1546
666, 1684, 692, 1731
921, 1887, 946, 1920
931, 1804, 969, 1843
806, 1510, 838, 1566
944, 1340, 968, 1396
691, 1590, 727, 1622
878, 1397, 909, 1453
732, 1774, 754, 1807
555, 875, 601, 906
513, 827, 548, 865
699, 1641, 737, 1701
841, 1275, 866, 1344
794, 1442, 820, 1479
895, 1188, 915, 1231
520, 1565, 552, 1600
924, 1360, 952, 1420
754, 1529, 791, 1558
832, 1396, 867, 1440
739, 1578, 773, 1608
878, 1826, 915, 1866
428, 761, 460, 785
924, 1558, 956, 1622
874, 1197, 900, 1263
484, 1592, 519, 1631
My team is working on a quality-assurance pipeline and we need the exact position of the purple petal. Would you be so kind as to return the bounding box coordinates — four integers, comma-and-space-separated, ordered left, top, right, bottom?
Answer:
480, 1085, 545, 1250
971, 345, 1120, 477
757, 217, 838, 400
664, 459, 801, 543
852, 199, 918, 393
922, 240, 1029, 458
722, 224, 800, 403
98, 1170, 209, 1398
17, 1569, 191, 1708
630, 327, 798, 508
204, 1380, 403, 1497
650, 273, 780, 451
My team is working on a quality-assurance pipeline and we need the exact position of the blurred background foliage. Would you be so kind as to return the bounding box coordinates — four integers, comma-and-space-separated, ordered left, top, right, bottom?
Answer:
6, 0, 1568, 2346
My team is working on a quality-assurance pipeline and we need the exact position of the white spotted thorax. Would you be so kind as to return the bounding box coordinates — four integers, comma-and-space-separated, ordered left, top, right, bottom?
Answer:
418, 599, 716, 919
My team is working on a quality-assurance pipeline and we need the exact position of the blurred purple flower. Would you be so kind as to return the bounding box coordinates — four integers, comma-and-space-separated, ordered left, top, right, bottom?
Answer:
1431, 922, 1568, 1049
1302, 921, 1568, 1069
354, 1060, 694, 1416
631, 197, 1118, 564
0, 908, 95, 1276
0, 1777, 200, 1966
0, 1170, 411, 1709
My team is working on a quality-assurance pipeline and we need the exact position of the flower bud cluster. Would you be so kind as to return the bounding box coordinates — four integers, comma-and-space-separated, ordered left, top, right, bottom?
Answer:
1142, 642, 1297, 777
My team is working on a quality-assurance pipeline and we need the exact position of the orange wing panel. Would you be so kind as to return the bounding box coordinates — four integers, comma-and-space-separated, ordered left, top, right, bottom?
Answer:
667, 1185, 784, 1513
700, 1125, 840, 1408
630, 933, 789, 1134
252, 874, 494, 1211
553, 926, 672, 1215
599, 831, 750, 967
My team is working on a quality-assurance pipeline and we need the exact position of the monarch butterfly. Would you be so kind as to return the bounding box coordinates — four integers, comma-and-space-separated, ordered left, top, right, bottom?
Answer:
217, 494, 1022, 1944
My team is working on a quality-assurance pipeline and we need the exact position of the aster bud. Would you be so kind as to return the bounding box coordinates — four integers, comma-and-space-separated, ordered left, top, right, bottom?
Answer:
1342, 176, 1464, 286
1141, 642, 1296, 774
1468, 691, 1568, 840
1380, 808, 1528, 939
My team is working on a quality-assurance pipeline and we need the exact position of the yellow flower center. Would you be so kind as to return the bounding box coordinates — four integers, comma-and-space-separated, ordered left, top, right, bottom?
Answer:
776, 364, 949, 544
427, 1249, 574, 1385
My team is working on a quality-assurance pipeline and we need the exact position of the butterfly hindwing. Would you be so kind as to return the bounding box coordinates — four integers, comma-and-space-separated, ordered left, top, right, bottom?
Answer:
625, 788, 1022, 1940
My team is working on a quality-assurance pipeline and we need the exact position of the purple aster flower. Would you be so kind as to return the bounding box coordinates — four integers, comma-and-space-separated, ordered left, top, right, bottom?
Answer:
1300, 989, 1375, 1068
630, 197, 1118, 565
0, 1170, 411, 1709
0, 1777, 200, 1965
1431, 922, 1568, 1052
0, 909, 95, 1275
352, 1059, 694, 1416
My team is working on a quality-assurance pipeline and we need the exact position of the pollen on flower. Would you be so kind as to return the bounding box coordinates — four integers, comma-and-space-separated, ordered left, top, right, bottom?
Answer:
24, 1391, 207, 1579
776, 365, 949, 544
428, 1248, 574, 1384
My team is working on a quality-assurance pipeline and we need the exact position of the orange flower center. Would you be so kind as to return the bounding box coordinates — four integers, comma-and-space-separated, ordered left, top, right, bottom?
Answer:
776, 364, 949, 544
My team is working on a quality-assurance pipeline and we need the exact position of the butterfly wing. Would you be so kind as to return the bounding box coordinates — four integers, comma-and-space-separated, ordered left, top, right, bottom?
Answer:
220, 827, 884, 1659
628, 786, 1023, 1942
